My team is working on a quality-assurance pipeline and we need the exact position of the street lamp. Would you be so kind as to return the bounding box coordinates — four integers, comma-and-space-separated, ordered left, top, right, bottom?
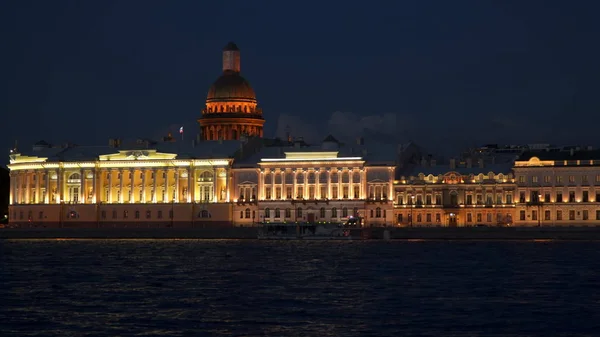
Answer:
410, 195, 415, 227
538, 194, 542, 227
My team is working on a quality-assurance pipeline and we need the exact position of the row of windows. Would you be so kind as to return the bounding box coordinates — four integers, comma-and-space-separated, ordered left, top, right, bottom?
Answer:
519, 210, 600, 221
398, 194, 514, 205
521, 191, 600, 203
263, 171, 362, 184
519, 174, 600, 184
240, 207, 387, 219
396, 213, 513, 223
11, 209, 212, 220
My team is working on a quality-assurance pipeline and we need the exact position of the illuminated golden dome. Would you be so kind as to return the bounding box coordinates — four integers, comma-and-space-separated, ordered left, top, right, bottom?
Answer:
206, 73, 256, 102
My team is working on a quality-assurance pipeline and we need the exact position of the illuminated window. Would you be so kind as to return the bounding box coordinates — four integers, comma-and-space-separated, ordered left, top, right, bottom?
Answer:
245, 208, 251, 218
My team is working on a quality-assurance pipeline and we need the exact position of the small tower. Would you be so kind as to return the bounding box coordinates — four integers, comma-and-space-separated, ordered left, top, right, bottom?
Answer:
222, 42, 241, 73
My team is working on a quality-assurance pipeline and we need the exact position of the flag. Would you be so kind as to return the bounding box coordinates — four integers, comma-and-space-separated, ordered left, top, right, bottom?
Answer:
179, 126, 184, 134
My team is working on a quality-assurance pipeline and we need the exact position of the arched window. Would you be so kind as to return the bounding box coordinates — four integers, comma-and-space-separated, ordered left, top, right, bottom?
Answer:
275, 208, 281, 218
332, 207, 337, 217
285, 208, 291, 218
296, 207, 303, 218
342, 207, 348, 217
265, 208, 271, 218
319, 207, 326, 218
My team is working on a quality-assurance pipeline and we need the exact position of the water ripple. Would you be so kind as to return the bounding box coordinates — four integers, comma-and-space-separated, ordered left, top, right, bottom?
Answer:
1, 239, 599, 336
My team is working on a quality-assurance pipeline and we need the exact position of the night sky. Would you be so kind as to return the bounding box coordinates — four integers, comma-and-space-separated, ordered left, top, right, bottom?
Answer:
1, 0, 599, 166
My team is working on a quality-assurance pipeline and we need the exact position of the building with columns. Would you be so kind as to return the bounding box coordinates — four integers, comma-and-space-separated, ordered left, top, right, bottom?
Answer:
7, 140, 241, 228
513, 149, 600, 226
198, 42, 265, 140
231, 135, 397, 226
395, 158, 516, 227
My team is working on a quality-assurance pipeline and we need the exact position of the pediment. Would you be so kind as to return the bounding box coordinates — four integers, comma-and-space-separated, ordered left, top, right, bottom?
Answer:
99, 149, 177, 161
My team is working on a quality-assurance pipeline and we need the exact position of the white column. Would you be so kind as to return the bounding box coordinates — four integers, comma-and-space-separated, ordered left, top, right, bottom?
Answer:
315, 170, 320, 199
119, 169, 124, 203
57, 169, 64, 203
108, 169, 113, 203
152, 168, 157, 203
25, 172, 31, 204
141, 169, 147, 203
292, 170, 297, 199
360, 170, 366, 199
174, 169, 179, 202
34, 171, 40, 203
225, 168, 230, 202
327, 171, 332, 199
349, 169, 354, 199
257, 169, 263, 200
9, 172, 14, 205
91, 169, 96, 203
303, 170, 308, 199
165, 169, 170, 202
186, 168, 191, 203
337, 169, 342, 200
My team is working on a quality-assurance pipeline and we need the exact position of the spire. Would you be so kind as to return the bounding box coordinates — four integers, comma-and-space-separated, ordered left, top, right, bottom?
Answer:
222, 41, 241, 73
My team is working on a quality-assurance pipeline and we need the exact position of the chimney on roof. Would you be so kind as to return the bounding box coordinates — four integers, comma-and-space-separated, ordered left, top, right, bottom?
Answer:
449, 158, 456, 169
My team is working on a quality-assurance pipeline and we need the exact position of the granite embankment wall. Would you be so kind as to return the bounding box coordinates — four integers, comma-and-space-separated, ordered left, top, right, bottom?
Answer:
3, 226, 600, 240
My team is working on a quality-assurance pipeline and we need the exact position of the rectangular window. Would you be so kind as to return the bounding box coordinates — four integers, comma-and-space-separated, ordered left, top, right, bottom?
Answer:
467, 213, 472, 222
331, 186, 337, 199
435, 195, 442, 205
569, 176, 575, 183
426, 213, 431, 222
435, 213, 441, 223
496, 195, 502, 204
569, 191, 575, 202
112, 210, 117, 219
582, 175, 588, 183
287, 187, 293, 199
532, 176, 538, 183
297, 187, 304, 199
487, 213, 492, 222
557, 210, 562, 220
583, 191, 589, 202
544, 176, 551, 183
353, 185, 360, 199
532, 210, 537, 221
285, 208, 291, 218
158, 210, 163, 219
583, 210, 589, 220
556, 176, 563, 183
123, 210, 128, 219
135, 211, 140, 219
342, 186, 348, 199
556, 193, 563, 203
426, 195, 432, 205
569, 210, 575, 221
596, 210, 600, 220
309, 186, 315, 199
275, 187, 281, 199
265, 187, 272, 200
519, 176, 525, 183
466, 195, 472, 205
477, 213, 482, 222
146, 210, 151, 219
544, 193, 550, 202
544, 210, 551, 221
506, 194, 512, 204
519, 210, 525, 221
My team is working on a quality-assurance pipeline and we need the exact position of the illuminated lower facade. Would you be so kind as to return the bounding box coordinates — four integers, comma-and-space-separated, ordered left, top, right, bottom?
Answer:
232, 151, 396, 226
394, 167, 517, 227
513, 154, 600, 226
8, 149, 234, 227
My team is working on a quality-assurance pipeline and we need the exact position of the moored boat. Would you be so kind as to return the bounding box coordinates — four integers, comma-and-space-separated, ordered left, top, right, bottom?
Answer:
257, 217, 365, 240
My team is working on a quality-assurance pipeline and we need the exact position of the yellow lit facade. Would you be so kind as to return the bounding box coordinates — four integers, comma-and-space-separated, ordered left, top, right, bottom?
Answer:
8, 150, 234, 227
513, 153, 600, 226
232, 150, 396, 226
395, 161, 517, 227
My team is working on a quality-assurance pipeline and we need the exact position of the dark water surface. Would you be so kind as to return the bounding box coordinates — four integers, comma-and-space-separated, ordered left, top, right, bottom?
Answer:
1, 239, 599, 336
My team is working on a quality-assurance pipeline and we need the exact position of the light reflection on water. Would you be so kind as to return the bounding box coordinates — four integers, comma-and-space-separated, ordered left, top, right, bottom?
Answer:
1, 239, 599, 336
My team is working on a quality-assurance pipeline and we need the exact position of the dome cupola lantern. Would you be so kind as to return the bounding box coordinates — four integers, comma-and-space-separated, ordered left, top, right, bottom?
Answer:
198, 42, 265, 141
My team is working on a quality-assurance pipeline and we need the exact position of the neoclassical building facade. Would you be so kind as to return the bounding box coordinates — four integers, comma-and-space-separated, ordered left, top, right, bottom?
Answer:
8, 143, 238, 228
513, 150, 600, 226
231, 141, 396, 226
395, 159, 517, 227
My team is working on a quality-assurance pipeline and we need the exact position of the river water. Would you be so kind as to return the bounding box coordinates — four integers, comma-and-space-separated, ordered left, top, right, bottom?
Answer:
1, 239, 599, 336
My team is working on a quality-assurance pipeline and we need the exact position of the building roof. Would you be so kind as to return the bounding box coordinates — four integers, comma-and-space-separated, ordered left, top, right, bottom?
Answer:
398, 162, 514, 178
518, 149, 600, 161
